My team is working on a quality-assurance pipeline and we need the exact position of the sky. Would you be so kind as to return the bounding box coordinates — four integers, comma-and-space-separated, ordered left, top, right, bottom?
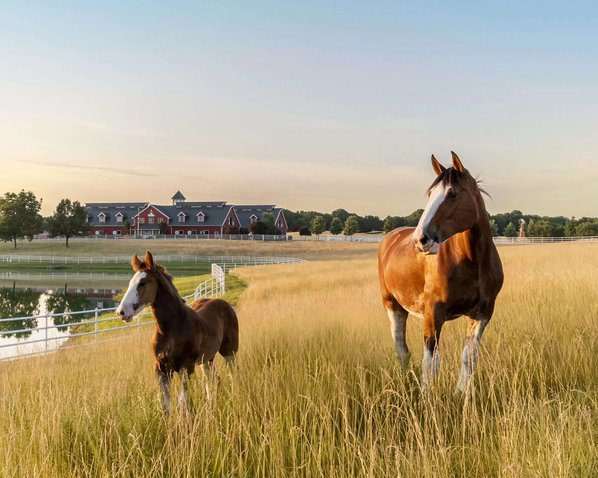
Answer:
1, 1, 597, 218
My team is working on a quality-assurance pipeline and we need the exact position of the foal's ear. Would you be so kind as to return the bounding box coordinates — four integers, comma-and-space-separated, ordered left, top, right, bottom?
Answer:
131, 254, 142, 272
144, 251, 155, 270
431, 155, 446, 176
451, 151, 464, 173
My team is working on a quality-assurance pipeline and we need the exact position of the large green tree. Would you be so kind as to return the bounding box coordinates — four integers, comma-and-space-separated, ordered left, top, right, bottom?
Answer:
343, 215, 359, 236
504, 222, 517, 237
329, 217, 343, 235
0, 190, 43, 248
310, 215, 326, 239
47, 199, 90, 247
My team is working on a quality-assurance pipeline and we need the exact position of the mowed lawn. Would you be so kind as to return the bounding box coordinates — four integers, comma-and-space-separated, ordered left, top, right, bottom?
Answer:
1, 242, 597, 477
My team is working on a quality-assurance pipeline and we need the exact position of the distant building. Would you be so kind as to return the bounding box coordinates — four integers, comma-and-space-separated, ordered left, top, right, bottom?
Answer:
85, 192, 288, 237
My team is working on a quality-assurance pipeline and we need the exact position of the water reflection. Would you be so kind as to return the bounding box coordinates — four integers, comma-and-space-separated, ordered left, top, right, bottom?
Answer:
0, 288, 40, 339
0, 285, 112, 339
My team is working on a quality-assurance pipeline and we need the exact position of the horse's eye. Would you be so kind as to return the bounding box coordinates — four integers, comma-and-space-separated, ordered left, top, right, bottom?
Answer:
139, 280, 147, 287
447, 189, 457, 199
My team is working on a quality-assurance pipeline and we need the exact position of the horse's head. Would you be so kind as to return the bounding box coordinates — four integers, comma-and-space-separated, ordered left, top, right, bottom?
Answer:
413, 152, 481, 254
116, 251, 161, 322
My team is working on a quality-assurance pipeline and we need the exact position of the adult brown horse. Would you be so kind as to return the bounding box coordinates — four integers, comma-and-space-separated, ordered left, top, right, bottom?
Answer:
116, 251, 239, 412
378, 152, 503, 392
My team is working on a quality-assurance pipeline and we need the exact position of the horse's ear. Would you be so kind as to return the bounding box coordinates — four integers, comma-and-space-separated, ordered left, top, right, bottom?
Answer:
144, 251, 155, 270
431, 155, 445, 176
131, 254, 142, 272
451, 151, 464, 173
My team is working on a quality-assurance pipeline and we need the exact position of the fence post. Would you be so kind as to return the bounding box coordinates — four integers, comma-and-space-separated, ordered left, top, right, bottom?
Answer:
45, 314, 49, 351
94, 308, 99, 341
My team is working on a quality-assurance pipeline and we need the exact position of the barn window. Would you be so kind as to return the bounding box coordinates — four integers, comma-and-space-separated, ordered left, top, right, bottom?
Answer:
178, 212, 186, 223
249, 214, 258, 224
98, 213, 106, 223
197, 212, 205, 223
139, 218, 145, 224
115, 213, 123, 223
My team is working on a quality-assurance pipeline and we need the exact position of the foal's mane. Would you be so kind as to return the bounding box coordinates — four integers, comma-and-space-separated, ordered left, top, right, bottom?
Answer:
427, 167, 490, 198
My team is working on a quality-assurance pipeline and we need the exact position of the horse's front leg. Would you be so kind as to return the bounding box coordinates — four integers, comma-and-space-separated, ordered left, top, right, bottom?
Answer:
456, 316, 490, 393
178, 369, 193, 414
421, 304, 444, 390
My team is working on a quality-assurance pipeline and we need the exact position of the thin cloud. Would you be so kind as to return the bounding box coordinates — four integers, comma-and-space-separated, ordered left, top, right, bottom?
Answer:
15, 159, 157, 178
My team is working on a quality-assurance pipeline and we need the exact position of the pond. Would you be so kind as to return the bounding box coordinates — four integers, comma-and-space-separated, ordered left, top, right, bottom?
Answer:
0, 284, 121, 360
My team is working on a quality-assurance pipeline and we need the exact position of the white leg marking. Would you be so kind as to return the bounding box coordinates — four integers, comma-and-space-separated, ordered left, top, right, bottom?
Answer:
386, 308, 409, 366
421, 347, 440, 390
178, 374, 189, 412
159, 373, 171, 413
456, 319, 488, 393
201, 362, 217, 401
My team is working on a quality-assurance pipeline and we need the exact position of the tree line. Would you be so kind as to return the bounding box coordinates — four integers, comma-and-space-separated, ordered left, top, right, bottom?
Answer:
0, 190, 89, 248
1, 190, 597, 248
285, 208, 598, 238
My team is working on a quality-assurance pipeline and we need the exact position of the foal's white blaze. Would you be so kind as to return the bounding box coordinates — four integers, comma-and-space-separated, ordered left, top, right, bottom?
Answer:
115, 271, 147, 322
413, 181, 447, 253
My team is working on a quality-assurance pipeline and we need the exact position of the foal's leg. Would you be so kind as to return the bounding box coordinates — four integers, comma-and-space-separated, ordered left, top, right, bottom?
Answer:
201, 360, 218, 400
456, 317, 489, 393
178, 370, 192, 413
158, 371, 171, 413
385, 306, 410, 367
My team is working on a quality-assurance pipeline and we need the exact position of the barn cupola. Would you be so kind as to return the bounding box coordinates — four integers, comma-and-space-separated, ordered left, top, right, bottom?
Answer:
172, 191, 186, 206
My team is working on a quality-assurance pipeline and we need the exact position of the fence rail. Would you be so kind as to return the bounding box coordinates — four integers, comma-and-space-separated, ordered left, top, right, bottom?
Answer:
0, 254, 306, 265
292, 234, 598, 244
0, 256, 305, 361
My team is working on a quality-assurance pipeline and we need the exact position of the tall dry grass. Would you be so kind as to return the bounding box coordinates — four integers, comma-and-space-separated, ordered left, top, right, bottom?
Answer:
1, 243, 597, 477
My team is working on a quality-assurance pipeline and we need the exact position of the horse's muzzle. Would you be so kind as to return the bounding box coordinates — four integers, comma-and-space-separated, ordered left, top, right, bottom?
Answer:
116, 307, 133, 323
413, 231, 440, 254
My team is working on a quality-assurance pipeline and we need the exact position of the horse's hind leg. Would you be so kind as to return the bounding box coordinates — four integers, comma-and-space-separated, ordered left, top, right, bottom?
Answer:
385, 301, 410, 367
456, 316, 489, 393
201, 361, 219, 400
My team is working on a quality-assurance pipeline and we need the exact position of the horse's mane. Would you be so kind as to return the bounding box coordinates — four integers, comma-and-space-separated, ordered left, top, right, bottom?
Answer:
427, 167, 490, 199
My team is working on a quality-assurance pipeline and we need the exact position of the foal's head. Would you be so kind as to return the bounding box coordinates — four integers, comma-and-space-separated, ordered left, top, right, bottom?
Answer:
116, 251, 165, 322
413, 152, 482, 254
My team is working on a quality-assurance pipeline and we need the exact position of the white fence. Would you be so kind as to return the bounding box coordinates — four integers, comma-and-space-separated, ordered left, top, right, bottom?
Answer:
0, 256, 305, 361
0, 272, 133, 281
36, 234, 290, 241
292, 234, 598, 244
193, 264, 225, 300
0, 254, 305, 265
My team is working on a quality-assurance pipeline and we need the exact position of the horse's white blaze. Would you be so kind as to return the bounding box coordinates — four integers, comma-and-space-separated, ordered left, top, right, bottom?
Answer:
413, 181, 447, 251
115, 271, 147, 321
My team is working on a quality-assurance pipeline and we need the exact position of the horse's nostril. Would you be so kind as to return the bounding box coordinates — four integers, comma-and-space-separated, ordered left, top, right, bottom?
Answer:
118, 309, 125, 316
420, 233, 429, 245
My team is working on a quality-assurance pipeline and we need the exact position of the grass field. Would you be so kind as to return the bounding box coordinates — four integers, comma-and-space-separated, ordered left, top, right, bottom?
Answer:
1, 241, 597, 477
